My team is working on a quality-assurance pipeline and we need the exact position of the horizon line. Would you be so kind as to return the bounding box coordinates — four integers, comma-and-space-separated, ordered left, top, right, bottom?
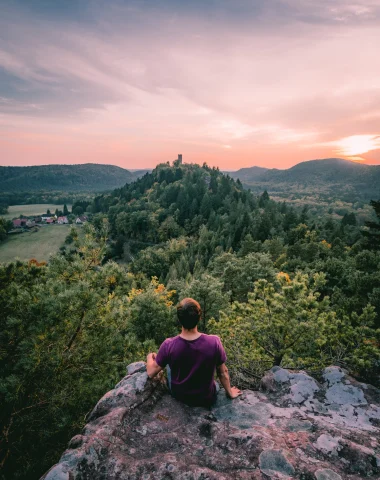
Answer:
1, 156, 378, 172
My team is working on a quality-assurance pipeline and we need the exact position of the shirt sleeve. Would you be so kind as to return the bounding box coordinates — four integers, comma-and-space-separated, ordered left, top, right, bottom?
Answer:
155, 340, 169, 368
215, 337, 227, 366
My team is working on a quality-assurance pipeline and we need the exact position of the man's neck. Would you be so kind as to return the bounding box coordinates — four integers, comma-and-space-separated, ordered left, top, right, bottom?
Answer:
180, 326, 202, 341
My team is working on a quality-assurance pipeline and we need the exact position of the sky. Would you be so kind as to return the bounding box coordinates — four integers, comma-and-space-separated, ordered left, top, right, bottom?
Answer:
1, 0, 380, 170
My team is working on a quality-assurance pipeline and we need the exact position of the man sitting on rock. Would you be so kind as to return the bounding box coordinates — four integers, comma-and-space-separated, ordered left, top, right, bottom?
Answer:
146, 297, 241, 406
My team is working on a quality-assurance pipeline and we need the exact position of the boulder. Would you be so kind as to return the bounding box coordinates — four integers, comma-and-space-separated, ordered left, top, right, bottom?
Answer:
42, 364, 380, 479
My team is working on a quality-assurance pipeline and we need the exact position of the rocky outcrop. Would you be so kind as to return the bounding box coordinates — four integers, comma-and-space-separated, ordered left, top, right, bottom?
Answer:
42, 363, 380, 479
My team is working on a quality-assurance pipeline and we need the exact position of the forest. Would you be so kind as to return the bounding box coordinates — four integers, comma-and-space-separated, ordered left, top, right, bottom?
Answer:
1, 161, 380, 479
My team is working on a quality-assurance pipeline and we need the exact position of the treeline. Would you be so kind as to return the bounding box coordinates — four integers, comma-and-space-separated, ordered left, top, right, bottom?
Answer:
1, 162, 379, 479
0, 191, 95, 211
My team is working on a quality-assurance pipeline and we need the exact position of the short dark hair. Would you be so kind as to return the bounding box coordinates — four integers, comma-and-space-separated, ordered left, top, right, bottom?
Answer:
177, 298, 201, 329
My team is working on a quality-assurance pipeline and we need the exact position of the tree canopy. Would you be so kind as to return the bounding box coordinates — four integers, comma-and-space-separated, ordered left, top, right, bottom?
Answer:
1, 161, 380, 479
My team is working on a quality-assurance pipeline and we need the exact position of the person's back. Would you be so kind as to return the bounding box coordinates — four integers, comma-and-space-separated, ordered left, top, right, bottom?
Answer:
155, 333, 226, 406
146, 297, 241, 406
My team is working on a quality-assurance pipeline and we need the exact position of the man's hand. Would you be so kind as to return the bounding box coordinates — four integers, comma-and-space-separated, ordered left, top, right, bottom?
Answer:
217, 363, 242, 400
146, 352, 162, 378
227, 386, 242, 399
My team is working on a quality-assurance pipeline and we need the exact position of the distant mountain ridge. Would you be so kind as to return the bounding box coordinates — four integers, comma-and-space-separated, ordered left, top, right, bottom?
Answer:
1, 158, 379, 199
228, 158, 380, 200
0, 164, 146, 192
227, 165, 270, 182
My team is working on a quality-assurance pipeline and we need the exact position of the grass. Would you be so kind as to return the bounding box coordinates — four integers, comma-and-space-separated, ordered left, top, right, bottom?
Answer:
0, 225, 76, 263
3, 204, 72, 220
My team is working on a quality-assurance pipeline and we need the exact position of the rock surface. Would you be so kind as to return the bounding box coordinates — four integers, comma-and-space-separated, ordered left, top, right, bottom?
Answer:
42, 364, 380, 479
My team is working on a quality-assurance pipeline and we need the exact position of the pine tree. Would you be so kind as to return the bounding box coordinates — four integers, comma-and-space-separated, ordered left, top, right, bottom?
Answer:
259, 190, 270, 207
341, 212, 357, 226
200, 193, 212, 219
363, 200, 380, 249
283, 207, 298, 231
239, 233, 258, 256
299, 205, 309, 224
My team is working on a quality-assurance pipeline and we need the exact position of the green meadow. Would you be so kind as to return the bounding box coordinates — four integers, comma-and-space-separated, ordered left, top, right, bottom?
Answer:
3, 204, 72, 220
0, 225, 74, 263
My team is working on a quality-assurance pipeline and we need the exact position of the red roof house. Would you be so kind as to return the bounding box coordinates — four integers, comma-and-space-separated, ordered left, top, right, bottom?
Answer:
13, 219, 22, 228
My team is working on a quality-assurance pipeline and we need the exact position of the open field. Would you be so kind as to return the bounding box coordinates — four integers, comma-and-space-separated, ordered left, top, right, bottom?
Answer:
3, 204, 72, 220
0, 225, 75, 263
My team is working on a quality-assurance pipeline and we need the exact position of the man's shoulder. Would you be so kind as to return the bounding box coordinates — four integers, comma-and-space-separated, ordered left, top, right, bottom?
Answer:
203, 334, 221, 341
201, 334, 223, 346
161, 335, 180, 346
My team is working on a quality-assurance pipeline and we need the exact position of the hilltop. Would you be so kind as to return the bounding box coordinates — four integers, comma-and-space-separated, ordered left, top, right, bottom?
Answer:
229, 158, 380, 201
92, 161, 261, 253
0, 164, 146, 192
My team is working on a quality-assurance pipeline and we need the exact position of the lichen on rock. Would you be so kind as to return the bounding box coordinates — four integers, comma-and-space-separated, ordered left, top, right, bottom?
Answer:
41, 364, 380, 479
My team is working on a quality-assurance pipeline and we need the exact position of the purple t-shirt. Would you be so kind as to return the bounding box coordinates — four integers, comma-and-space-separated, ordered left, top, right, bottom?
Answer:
155, 334, 227, 406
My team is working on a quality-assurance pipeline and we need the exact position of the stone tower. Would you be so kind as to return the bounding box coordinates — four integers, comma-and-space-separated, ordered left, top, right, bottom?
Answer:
177, 154, 182, 164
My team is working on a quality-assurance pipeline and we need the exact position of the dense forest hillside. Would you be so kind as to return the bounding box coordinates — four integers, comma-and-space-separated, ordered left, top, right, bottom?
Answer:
1, 160, 380, 479
93, 161, 261, 250
0, 163, 145, 192
229, 158, 380, 201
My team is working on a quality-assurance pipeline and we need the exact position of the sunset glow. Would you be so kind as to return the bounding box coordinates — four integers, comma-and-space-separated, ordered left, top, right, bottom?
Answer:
329, 135, 380, 159
1, 0, 380, 169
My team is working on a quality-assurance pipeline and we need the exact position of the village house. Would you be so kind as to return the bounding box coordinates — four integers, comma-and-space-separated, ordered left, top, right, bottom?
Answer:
75, 216, 88, 224
26, 220, 36, 228
42, 213, 58, 221
12, 219, 24, 228
57, 216, 69, 224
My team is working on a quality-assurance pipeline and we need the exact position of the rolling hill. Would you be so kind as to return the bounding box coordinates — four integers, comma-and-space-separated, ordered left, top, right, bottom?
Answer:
1, 158, 379, 201
229, 158, 380, 201
0, 164, 146, 192
227, 165, 269, 182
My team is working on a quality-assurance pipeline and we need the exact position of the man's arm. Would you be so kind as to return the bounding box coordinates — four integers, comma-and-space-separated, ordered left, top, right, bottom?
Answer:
217, 363, 242, 399
146, 352, 163, 378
